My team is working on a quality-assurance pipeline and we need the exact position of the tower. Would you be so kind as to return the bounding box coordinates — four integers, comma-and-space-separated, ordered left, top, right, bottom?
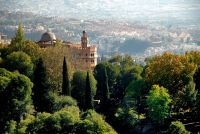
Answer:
81, 31, 88, 48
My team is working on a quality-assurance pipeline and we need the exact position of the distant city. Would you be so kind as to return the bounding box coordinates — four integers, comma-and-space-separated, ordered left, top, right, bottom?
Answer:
0, 0, 200, 63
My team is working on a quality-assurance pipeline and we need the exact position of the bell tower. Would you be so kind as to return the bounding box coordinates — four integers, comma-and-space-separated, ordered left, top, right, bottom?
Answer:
81, 31, 88, 48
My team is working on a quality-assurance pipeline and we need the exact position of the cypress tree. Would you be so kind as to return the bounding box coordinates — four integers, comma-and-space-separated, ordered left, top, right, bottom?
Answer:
32, 58, 52, 112
99, 68, 110, 114
84, 71, 93, 110
62, 56, 70, 95
102, 68, 110, 101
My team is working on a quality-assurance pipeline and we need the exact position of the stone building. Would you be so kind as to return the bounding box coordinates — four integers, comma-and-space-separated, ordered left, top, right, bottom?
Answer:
38, 31, 97, 70
65, 31, 97, 69
38, 32, 56, 47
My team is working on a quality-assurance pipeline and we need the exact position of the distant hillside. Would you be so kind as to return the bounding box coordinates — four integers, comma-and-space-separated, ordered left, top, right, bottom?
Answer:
119, 38, 153, 55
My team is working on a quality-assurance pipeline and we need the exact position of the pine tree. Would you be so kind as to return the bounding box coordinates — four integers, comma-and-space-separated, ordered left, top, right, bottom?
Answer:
84, 71, 93, 110
10, 23, 25, 51
62, 56, 70, 95
32, 58, 52, 112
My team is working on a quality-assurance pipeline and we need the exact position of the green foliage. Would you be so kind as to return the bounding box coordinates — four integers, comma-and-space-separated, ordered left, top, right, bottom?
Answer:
48, 92, 77, 112
109, 55, 135, 71
109, 56, 143, 99
0, 57, 2, 65
15, 107, 117, 134
0, 68, 33, 132
75, 110, 117, 134
102, 68, 110, 101
194, 67, 200, 91
84, 71, 94, 110
5, 51, 34, 77
124, 79, 148, 113
32, 58, 52, 112
115, 107, 138, 128
71, 70, 96, 110
147, 85, 171, 124
179, 81, 197, 110
145, 52, 196, 95
5, 120, 17, 134
23, 40, 40, 60
40, 46, 74, 93
27, 106, 80, 133
62, 56, 71, 95
55, 39, 63, 47
186, 51, 200, 91
10, 24, 25, 51
94, 62, 120, 96
168, 121, 190, 134
186, 51, 200, 67
17, 114, 35, 134
196, 93, 200, 118
120, 64, 143, 89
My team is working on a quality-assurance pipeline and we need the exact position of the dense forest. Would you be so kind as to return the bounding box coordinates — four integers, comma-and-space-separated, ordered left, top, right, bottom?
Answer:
0, 24, 200, 134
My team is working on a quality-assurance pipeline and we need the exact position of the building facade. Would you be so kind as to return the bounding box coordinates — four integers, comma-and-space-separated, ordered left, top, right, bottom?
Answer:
38, 31, 97, 70
65, 31, 97, 69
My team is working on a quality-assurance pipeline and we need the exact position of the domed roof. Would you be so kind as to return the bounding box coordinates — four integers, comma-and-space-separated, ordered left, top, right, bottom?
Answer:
40, 32, 56, 42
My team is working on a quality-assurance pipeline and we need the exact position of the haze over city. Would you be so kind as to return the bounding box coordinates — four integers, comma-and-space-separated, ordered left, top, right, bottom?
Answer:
0, 0, 200, 60
1, 0, 200, 26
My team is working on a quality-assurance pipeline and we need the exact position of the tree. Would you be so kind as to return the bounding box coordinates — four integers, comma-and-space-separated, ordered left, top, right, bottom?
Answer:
114, 107, 139, 134
71, 71, 96, 110
5, 51, 34, 77
147, 85, 171, 124
102, 68, 110, 102
120, 64, 143, 92
194, 67, 200, 91
41, 46, 74, 93
84, 71, 93, 110
124, 79, 148, 113
145, 52, 196, 96
168, 121, 190, 134
10, 24, 25, 51
75, 110, 117, 134
195, 93, 200, 120
62, 56, 70, 96
185, 51, 200, 91
0, 68, 33, 132
94, 62, 120, 98
23, 40, 40, 61
27, 106, 80, 134
178, 81, 197, 110
48, 92, 77, 112
32, 58, 52, 112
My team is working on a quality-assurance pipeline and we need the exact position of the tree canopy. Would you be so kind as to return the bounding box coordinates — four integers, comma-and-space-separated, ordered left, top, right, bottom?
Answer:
0, 68, 33, 132
147, 85, 171, 124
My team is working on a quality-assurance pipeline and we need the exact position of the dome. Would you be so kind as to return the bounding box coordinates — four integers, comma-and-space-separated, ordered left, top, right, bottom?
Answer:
40, 32, 56, 42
